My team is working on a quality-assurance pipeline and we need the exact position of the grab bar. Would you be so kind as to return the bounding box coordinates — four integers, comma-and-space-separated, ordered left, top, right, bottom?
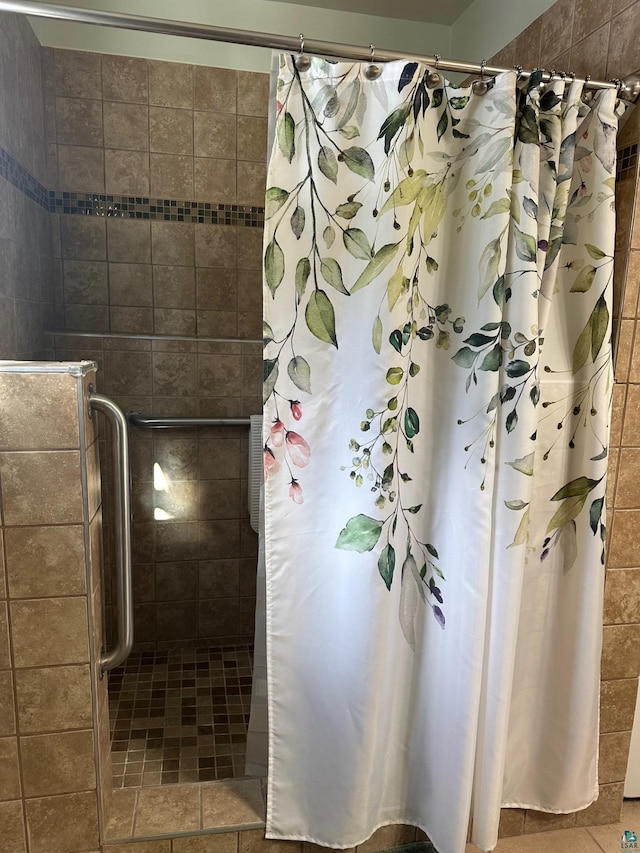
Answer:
129, 412, 251, 429
89, 391, 133, 675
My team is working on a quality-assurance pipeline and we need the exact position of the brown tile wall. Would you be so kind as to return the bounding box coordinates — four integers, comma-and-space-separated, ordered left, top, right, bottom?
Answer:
50, 331, 261, 650
0, 13, 54, 360
487, 0, 640, 836
46, 48, 265, 649
44, 48, 267, 339
0, 363, 110, 853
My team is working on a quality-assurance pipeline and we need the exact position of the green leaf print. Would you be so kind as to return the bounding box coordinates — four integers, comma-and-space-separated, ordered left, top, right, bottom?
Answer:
506, 453, 535, 476
379, 170, 427, 216
335, 514, 383, 552
550, 476, 602, 501
335, 201, 362, 219
404, 407, 420, 438
318, 146, 338, 183
295, 258, 311, 301
277, 111, 295, 162
290, 205, 305, 239
351, 243, 400, 293
320, 257, 349, 294
263, 358, 278, 403
265, 237, 285, 296
343, 228, 372, 261
570, 266, 596, 293
514, 226, 537, 263
585, 243, 606, 260
474, 137, 511, 174
378, 105, 410, 154
546, 494, 588, 534
378, 544, 396, 590
372, 315, 383, 354
265, 187, 289, 219
589, 497, 604, 534
480, 345, 502, 371
386, 367, 404, 385
452, 347, 476, 368
305, 289, 338, 347
572, 317, 592, 375
343, 147, 375, 181
287, 355, 312, 394
591, 294, 609, 361
481, 197, 511, 219
478, 238, 501, 302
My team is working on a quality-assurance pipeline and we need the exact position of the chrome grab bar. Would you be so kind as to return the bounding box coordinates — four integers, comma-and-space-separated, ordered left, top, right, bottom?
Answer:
89, 392, 133, 675
128, 412, 250, 429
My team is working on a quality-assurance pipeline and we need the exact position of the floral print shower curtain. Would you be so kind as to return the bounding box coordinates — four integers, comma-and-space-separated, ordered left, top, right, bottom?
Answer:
261, 55, 620, 853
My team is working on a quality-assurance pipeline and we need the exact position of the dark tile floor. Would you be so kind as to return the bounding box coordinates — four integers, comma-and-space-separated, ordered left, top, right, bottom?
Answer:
108, 644, 253, 787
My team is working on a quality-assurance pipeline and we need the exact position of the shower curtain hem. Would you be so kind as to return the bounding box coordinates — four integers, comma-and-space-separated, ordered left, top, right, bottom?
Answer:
264, 788, 600, 850
498, 787, 600, 814
265, 818, 440, 850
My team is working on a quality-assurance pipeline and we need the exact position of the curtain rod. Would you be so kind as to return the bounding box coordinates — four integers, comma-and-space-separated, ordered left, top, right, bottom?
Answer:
2, 0, 639, 101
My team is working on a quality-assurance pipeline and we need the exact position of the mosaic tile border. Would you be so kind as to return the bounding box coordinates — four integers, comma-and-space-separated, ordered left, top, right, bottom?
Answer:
49, 191, 265, 226
617, 143, 638, 183
0, 142, 265, 225
0, 144, 50, 210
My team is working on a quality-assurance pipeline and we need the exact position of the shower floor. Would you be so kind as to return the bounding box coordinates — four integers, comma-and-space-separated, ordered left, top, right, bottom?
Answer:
108, 644, 253, 787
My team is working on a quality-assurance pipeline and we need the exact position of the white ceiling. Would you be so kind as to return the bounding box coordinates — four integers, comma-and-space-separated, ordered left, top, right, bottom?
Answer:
262, 0, 477, 26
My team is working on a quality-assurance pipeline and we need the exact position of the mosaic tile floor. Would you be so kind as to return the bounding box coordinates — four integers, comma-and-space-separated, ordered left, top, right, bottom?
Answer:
108, 644, 253, 787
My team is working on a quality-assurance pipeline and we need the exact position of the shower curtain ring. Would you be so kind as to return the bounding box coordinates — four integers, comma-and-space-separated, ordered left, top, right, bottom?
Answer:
364, 44, 382, 80
295, 33, 311, 72
473, 59, 489, 95
427, 54, 441, 88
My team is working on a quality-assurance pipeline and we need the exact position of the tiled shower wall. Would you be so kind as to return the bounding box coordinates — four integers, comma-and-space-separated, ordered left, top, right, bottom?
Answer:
0, 363, 110, 853
484, 0, 640, 838
45, 48, 266, 648
0, 12, 53, 360
43, 47, 267, 338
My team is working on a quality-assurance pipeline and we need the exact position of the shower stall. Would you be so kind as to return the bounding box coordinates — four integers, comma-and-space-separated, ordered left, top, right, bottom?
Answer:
38, 18, 271, 790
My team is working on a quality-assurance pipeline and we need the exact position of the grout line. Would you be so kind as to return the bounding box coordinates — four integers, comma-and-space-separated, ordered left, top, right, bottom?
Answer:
583, 825, 610, 852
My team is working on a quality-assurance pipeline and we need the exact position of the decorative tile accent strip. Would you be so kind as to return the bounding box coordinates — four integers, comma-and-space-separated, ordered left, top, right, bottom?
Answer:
0, 144, 50, 210
49, 191, 265, 226
0, 143, 265, 225
617, 143, 638, 183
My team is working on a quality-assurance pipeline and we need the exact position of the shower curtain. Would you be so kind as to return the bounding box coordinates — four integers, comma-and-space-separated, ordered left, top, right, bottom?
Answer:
262, 55, 621, 853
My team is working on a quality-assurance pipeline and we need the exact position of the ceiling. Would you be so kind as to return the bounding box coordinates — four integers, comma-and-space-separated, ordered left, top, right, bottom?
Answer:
262, 0, 476, 26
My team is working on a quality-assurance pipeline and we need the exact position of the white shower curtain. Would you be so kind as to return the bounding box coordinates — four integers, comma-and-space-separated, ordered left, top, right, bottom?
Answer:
262, 55, 620, 853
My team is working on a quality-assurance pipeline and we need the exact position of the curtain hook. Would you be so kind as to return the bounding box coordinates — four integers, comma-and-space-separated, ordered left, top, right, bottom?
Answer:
364, 43, 382, 80
295, 33, 311, 72
427, 54, 441, 88
472, 59, 489, 95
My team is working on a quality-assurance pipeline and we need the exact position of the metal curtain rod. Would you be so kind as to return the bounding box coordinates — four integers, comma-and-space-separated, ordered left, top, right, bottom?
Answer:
3, 0, 640, 100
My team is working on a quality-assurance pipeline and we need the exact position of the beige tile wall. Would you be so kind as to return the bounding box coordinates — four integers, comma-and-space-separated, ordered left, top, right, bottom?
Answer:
486, 0, 640, 837
0, 12, 54, 360
0, 364, 109, 853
